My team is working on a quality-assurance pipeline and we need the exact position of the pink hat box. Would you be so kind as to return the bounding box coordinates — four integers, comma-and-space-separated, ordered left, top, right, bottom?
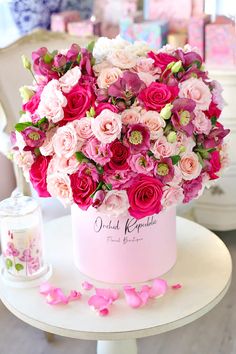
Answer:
71, 204, 176, 283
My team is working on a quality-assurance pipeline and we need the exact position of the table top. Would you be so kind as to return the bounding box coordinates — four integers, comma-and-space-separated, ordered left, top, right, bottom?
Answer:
0, 216, 232, 341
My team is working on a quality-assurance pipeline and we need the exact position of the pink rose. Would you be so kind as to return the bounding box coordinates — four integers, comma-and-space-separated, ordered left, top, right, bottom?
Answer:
47, 172, 73, 206
107, 140, 130, 170
137, 72, 156, 86
140, 111, 166, 140
179, 152, 202, 180
98, 190, 129, 217
37, 80, 67, 123
97, 67, 123, 89
73, 117, 93, 141
128, 153, 154, 175
127, 174, 164, 219
138, 82, 179, 112
95, 102, 119, 116
168, 166, 183, 186
52, 123, 82, 159
29, 155, 51, 197
193, 110, 211, 135
135, 57, 160, 75
40, 127, 57, 156
179, 77, 212, 111
151, 136, 176, 159
108, 49, 137, 69
63, 84, 95, 122
59, 66, 81, 93
48, 155, 79, 175
83, 137, 112, 166
161, 186, 184, 209
23, 92, 40, 114
91, 109, 122, 144
148, 51, 178, 70
121, 109, 140, 125
13, 150, 34, 182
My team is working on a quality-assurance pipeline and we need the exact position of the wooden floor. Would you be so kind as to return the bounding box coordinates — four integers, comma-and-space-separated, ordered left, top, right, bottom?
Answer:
0, 229, 235, 354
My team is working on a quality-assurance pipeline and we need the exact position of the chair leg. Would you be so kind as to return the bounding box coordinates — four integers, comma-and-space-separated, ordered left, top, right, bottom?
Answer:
44, 331, 55, 342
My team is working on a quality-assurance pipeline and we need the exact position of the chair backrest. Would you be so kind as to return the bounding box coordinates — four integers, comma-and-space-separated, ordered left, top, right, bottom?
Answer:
0, 29, 94, 135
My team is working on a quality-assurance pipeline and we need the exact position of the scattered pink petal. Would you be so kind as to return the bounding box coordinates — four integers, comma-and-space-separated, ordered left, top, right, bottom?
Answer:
123, 287, 143, 308
68, 290, 82, 302
39, 282, 53, 295
88, 294, 111, 310
46, 288, 69, 305
172, 283, 182, 290
82, 281, 94, 291
99, 308, 109, 316
95, 288, 119, 301
148, 279, 168, 298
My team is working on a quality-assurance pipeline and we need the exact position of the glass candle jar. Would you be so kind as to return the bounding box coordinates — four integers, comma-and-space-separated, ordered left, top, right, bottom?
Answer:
0, 193, 46, 281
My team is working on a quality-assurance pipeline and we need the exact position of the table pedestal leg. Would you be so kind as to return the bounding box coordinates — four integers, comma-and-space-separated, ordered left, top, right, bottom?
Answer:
97, 339, 137, 354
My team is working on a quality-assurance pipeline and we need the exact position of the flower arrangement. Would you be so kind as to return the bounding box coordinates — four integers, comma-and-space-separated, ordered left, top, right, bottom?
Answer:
13, 37, 230, 220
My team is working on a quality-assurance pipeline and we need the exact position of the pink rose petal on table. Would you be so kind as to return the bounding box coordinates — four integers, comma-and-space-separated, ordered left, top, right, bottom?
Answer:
68, 290, 82, 302
123, 286, 144, 308
46, 288, 69, 305
148, 278, 168, 298
39, 282, 53, 295
82, 281, 94, 291
99, 308, 109, 316
172, 283, 182, 290
95, 288, 119, 301
88, 295, 111, 311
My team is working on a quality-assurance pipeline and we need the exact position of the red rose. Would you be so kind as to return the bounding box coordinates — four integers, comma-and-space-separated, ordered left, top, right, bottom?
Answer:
204, 101, 221, 119
29, 155, 51, 197
23, 93, 40, 114
70, 168, 97, 210
63, 84, 95, 122
148, 51, 178, 70
95, 102, 119, 116
139, 82, 179, 112
127, 174, 164, 219
107, 140, 130, 170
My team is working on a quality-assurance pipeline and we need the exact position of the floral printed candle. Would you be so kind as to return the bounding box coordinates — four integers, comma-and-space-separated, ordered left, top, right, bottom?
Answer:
0, 193, 45, 280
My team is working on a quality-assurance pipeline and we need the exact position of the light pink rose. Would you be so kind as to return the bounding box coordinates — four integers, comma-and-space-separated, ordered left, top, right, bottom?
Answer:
97, 190, 129, 217
151, 136, 176, 159
211, 80, 224, 110
93, 60, 112, 75
161, 186, 184, 209
91, 109, 122, 144
121, 108, 140, 125
13, 150, 34, 182
15, 131, 26, 152
73, 117, 93, 141
108, 49, 137, 69
59, 66, 81, 93
140, 111, 166, 140
40, 127, 57, 156
37, 79, 67, 123
48, 155, 80, 175
82, 137, 111, 166
179, 77, 212, 111
46, 172, 73, 206
179, 152, 202, 180
52, 123, 82, 158
193, 110, 211, 134
135, 57, 157, 73
168, 166, 183, 186
97, 67, 123, 89
128, 153, 154, 174
137, 72, 156, 86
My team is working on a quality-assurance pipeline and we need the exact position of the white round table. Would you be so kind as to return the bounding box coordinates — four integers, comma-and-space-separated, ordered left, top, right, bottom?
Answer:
0, 216, 232, 354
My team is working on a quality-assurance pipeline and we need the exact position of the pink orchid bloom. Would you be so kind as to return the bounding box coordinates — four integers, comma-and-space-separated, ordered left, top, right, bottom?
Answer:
82, 281, 94, 291
172, 283, 182, 290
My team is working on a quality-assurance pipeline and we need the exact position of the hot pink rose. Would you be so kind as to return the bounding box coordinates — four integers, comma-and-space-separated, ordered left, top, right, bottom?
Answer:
83, 137, 112, 166
91, 109, 122, 144
179, 77, 212, 111
128, 153, 154, 175
148, 51, 178, 70
53, 123, 82, 159
59, 66, 81, 93
193, 110, 211, 135
23, 92, 40, 114
63, 84, 95, 122
73, 117, 93, 141
29, 155, 51, 197
140, 111, 166, 140
95, 103, 119, 116
208, 150, 221, 180
151, 136, 176, 159
47, 172, 73, 206
121, 109, 140, 125
179, 152, 202, 180
98, 190, 129, 217
139, 82, 179, 112
161, 186, 184, 209
127, 174, 164, 219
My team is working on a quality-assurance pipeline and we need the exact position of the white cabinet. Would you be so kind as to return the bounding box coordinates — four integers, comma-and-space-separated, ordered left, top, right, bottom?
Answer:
194, 69, 236, 231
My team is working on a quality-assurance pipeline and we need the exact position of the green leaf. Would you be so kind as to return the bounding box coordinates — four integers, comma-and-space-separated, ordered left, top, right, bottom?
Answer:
37, 117, 47, 126
90, 181, 104, 198
15, 263, 24, 272
96, 164, 104, 174
5, 258, 13, 269
196, 152, 204, 166
171, 155, 181, 165
75, 151, 89, 163
105, 183, 112, 191
211, 116, 217, 126
91, 57, 96, 66
207, 148, 216, 153
147, 150, 154, 157
77, 53, 82, 64
43, 53, 53, 64
51, 50, 58, 57
87, 40, 96, 53
15, 122, 33, 132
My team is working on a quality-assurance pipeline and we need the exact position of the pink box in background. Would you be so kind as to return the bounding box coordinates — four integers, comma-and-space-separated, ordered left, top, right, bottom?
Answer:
51, 11, 80, 32
188, 15, 210, 60
67, 21, 93, 37
143, 0, 191, 32
192, 0, 205, 16
205, 16, 236, 67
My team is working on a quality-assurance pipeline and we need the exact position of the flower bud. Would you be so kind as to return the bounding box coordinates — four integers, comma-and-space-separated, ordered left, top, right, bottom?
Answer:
171, 60, 182, 73
179, 146, 186, 154
21, 55, 31, 70
160, 103, 173, 120
167, 131, 177, 143
19, 86, 34, 102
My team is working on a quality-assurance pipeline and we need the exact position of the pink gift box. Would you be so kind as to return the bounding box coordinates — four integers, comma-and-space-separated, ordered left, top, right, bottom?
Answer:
192, 0, 205, 16
51, 11, 80, 32
67, 21, 93, 37
205, 17, 236, 67
94, 0, 138, 25
144, 0, 191, 32
188, 15, 210, 60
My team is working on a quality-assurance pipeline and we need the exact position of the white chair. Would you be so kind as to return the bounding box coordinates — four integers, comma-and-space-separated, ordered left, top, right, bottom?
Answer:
0, 29, 94, 219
